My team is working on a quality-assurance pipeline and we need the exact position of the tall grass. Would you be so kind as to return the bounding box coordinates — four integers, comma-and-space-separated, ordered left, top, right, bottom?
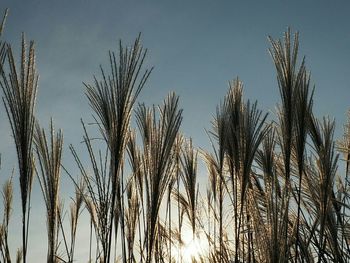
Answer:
0, 10, 37, 261
1, 7, 350, 262
0, 178, 13, 262
0, 8, 8, 65
34, 120, 63, 263
135, 93, 182, 262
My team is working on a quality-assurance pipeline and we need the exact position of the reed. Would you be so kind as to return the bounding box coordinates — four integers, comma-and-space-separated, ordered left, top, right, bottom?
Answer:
135, 93, 182, 262
0, 178, 13, 263
0, 29, 37, 263
34, 120, 63, 263
1, 8, 350, 262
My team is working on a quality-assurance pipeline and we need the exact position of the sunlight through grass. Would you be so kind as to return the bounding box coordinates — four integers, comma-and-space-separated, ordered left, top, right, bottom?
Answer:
172, 227, 209, 263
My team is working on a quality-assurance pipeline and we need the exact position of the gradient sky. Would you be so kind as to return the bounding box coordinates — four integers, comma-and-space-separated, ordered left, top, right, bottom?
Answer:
1, 0, 350, 261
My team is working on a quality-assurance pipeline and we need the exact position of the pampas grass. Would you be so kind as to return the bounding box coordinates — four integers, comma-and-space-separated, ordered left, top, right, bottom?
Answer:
2, 8, 350, 262
0, 31, 37, 263
34, 120, 63, 263
0, 178, 13, 263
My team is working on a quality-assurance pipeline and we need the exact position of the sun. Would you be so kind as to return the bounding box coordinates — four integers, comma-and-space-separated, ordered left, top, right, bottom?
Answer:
172, 226, 209, 263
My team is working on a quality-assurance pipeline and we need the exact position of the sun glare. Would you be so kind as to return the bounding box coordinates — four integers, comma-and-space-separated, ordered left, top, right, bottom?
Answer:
173, 227, 209, 263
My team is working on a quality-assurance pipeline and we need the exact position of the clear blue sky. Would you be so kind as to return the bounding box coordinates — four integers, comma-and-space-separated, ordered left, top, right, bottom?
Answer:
1, 0, 350, 261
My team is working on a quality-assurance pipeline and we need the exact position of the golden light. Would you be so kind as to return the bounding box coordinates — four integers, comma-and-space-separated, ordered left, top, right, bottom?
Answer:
173, 226, 209, 263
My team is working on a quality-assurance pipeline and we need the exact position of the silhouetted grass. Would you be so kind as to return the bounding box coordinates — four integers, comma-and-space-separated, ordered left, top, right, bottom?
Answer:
1, 7, 350, 263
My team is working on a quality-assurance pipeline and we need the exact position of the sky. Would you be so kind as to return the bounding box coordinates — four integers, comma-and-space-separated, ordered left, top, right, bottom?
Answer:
1, 0, 350, 261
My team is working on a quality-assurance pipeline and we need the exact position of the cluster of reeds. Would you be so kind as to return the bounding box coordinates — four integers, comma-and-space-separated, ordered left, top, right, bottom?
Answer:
1, 7, 350, 263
